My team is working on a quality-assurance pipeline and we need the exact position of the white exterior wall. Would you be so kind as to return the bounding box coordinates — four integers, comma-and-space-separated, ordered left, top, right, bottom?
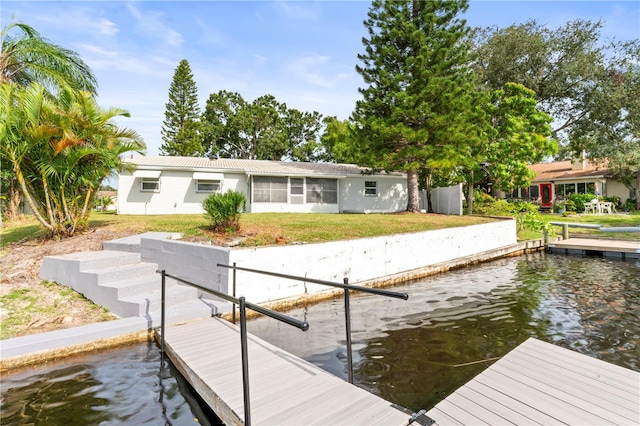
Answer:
606, 180, 631, 203
117, 170, 248, 215
339, 175, 407, 213
118, 168, 406, 215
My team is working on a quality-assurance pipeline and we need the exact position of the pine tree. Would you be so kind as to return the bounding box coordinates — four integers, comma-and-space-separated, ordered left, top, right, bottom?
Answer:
354, 0, 479, 212
160, 59, 202, 156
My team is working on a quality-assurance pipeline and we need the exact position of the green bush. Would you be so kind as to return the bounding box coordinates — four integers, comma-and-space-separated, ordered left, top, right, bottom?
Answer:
468, 191, 550, 235
568, 193, 595, 213
202, 190, 246, 232
471, 190, 518, 216
623, 199, 637, 212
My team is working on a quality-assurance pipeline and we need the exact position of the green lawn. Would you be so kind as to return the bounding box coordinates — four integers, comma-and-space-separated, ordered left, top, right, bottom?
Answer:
3, 211, 640, 249
2, 212, 498, 248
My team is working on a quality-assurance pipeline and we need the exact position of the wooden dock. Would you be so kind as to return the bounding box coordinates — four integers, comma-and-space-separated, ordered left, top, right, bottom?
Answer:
426, 338, 640, 425
548, 237, 640, 258
160, 317, 411, 425
161, 318, 639, 426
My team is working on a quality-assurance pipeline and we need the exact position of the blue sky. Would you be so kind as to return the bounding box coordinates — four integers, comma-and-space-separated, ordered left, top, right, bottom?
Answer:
2, 1, 639, 156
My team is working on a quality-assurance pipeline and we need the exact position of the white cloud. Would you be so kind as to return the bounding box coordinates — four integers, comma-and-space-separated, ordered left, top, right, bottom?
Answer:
254, 54, 268, 66
125, 3, 183, 47
20, 7, 118, 36
285, 54, 353, 89
273, 1, 320, 20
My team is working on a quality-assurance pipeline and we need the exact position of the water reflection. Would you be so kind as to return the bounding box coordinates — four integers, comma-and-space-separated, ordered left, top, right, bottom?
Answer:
0, 342, 221, 426
247, 252, 640, 412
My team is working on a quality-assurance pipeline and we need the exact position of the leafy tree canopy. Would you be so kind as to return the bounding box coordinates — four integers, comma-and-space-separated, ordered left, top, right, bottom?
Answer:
470, 19, 639, 205
201, 90, 324, 162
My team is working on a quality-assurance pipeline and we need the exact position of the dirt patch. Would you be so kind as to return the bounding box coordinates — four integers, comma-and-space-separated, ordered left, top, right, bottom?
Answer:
0, 226, 133, 339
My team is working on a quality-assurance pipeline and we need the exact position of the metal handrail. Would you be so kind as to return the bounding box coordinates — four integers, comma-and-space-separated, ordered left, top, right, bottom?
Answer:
157, 270, 308, 426
217, 263, 408, 384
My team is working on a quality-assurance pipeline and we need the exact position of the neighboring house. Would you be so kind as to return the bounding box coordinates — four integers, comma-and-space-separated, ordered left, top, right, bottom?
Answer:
499, 158, 630, 209
117, 156, 408, 215
95, 190, 117, 211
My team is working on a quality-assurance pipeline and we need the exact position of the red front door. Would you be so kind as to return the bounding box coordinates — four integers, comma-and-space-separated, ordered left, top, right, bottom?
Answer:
540, 183, 553, 208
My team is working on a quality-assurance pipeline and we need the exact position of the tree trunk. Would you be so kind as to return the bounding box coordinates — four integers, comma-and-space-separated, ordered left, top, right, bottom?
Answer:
467, 169, 474, 215
425, 172, 433, 213
16, 168, 54, 232
6, 181, 22, 221
635, 175, 640, 210
407, 169, 420, 212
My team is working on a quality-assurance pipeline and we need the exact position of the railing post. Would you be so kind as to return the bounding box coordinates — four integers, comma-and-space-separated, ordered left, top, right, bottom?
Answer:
562, 223, 569, 240
343, 277, 354, 384
239, 297, 252, 426
232, 262, 237, 324
161, 270, 166, 364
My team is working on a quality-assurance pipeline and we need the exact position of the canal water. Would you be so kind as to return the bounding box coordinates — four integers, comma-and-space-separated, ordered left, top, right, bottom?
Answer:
1, 252, 638, 423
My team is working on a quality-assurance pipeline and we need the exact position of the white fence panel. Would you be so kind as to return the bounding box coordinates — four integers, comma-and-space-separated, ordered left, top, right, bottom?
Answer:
422, 184, 463, 215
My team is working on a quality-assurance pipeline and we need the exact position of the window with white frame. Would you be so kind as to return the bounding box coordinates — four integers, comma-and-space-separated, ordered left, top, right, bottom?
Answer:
141, 178, 160, 192
196, 180, 221, 193
290, 178, 304, 195
365, 180, 378, 196
306, 178, 337, 204
253, 176, 288, 202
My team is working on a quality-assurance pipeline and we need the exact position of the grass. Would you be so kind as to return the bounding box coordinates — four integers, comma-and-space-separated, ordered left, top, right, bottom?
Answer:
0, 281, 112, 340
3, 211, 640, 248
3, 211, 499, 247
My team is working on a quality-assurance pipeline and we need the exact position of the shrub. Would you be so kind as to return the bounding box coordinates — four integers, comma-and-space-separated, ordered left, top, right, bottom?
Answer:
623, 199, 637, 212
202, 190, 246, 232
471, 190, 518, 216
568, 193, 595, 213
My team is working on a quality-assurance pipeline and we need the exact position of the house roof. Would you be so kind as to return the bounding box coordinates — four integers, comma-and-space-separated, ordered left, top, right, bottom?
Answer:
530, 160, 610, 182
122, 155, 405, 178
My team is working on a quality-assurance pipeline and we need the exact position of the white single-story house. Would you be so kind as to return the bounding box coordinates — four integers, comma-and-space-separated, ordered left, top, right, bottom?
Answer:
117, 156, 408, 215
500, 158, 630, 209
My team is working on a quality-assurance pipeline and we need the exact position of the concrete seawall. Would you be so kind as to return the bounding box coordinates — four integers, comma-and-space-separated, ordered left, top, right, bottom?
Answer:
2, 219, 543, 370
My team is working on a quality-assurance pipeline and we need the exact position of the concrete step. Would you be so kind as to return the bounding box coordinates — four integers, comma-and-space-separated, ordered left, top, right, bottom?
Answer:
81, 262, 159, 285
118, 284, 199, 317
40, 250, 142, 286
100, 274, 164, 299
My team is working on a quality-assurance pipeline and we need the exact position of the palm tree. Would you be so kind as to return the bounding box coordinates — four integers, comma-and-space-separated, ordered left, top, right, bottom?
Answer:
0, 19, 97, 95
1, 19, 99, 224
1, 82, 144, 237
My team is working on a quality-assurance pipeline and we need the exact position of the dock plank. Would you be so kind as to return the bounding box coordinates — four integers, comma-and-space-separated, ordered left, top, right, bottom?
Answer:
499, 350, 639, 415
426, 338, 640, 426
161, 316, 410, 425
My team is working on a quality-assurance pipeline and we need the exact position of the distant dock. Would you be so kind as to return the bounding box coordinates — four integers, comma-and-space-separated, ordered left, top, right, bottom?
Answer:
548, 237, 640, 259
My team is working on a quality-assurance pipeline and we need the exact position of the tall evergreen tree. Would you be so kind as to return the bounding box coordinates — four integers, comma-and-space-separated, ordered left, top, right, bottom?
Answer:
160, 59, 202, 156
354, 0, 479, 212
